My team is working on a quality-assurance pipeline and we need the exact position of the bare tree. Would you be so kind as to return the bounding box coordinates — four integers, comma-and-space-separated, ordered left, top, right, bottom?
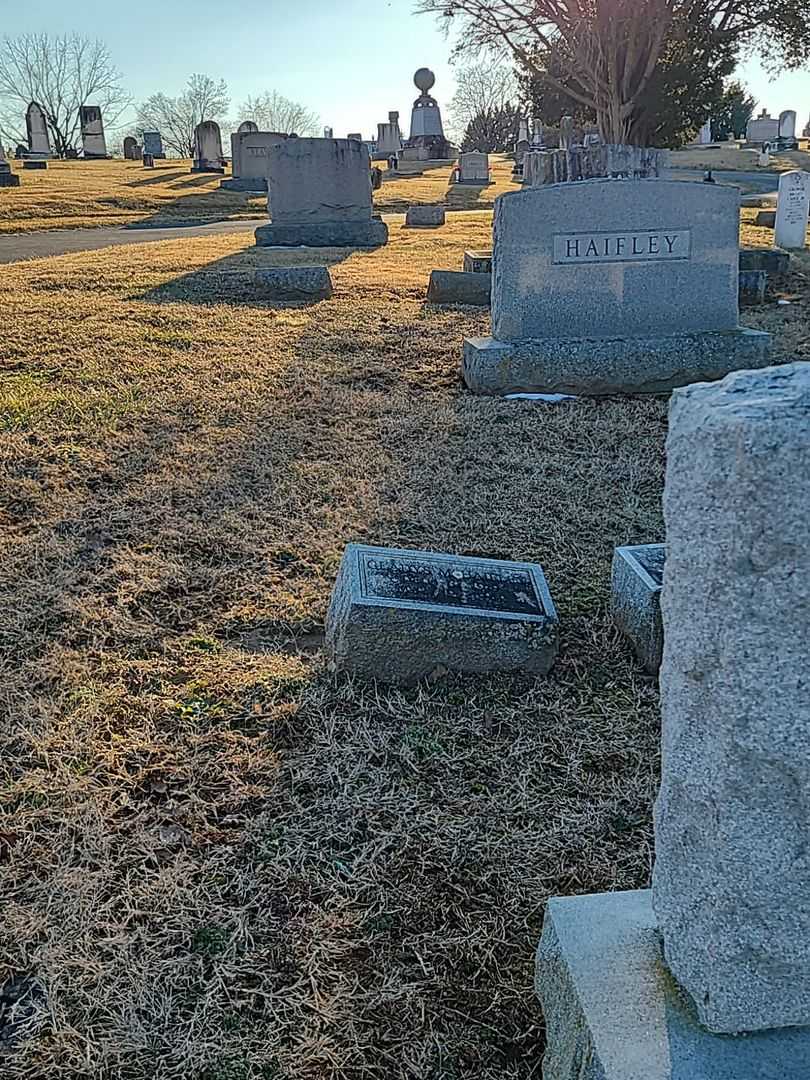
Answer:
447, 61, 518, 142
0, 33, 130, 155
238, 91, 319, 135
417, 0, 810, 145
136, 75, 230, 157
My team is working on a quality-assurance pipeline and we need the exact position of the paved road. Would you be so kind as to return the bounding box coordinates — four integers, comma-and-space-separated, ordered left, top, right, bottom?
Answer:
0, 169, 783, 266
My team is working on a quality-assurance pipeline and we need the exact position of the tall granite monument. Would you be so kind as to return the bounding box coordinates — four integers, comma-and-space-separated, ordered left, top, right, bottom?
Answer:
255, 137, 388, 248
536, 361, 810, 1079
407, 68, 452, 159
463, 179, 770, 396
79, 106, 108, 158
25, 102, 52, 159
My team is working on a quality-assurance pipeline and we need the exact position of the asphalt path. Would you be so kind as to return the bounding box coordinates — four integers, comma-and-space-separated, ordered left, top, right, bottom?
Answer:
0, 169, 783, 266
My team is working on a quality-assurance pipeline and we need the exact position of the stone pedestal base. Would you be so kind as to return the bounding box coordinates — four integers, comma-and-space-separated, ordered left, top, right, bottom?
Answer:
536, 890, 810, 1080
220, 177, 267, 192
191, 165, 225, 175
462, 328, 771, 396
255, 218, 388, 249
0, 172, 20, 187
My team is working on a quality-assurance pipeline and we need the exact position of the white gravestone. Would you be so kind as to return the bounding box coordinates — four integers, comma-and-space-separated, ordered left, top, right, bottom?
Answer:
26, 102, 52, 158
697, 119, 712, 144
779, 109, 797, 140
79, 106, 107, 158
774, 169, 810, 249
457, 151, 490, 183
192, 121, 224, 173
747, 112, 780, 144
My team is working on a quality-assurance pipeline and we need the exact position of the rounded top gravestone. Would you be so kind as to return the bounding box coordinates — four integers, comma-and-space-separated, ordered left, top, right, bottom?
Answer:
414, 68, 436, 94
238, 120, 259, 134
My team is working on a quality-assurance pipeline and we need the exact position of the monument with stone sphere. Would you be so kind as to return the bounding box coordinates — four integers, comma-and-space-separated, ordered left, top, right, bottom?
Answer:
407, 68, 452, 159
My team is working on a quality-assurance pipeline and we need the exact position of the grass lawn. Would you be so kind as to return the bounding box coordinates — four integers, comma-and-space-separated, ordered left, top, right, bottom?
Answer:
670, 143, 810, 172
0, 209, 807, 1079
0, 157, 518, 235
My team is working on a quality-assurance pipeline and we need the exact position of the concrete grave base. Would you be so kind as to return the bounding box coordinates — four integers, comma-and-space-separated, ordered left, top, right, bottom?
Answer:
325, 543, 558, 686
220, 177, 267, 192
254, 266, 333, 300
462, 327, 772, 396
536, 890, 810, 1080
427, 270, 491, 306
0, 172, 21, 187
22, 160, 47, 170
255, 218, 388, 248
611, 544, 665, 674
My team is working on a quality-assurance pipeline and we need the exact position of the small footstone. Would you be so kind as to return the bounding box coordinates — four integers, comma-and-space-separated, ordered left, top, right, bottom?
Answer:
427, 269, 491, 306
536, 890, 810, 1080
755, 210, 776, 228
325, 543, 558, 685
611, 543, 665, 674
405, 204, 445, 226
0, 172, 20, 188
463, 249, 492, 274
254, 266, 333, 300
739, 247, 790, 277
22, 160, 47, 170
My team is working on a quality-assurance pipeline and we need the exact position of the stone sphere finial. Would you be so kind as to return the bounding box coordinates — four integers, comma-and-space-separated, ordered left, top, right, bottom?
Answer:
414, 68, 436, 94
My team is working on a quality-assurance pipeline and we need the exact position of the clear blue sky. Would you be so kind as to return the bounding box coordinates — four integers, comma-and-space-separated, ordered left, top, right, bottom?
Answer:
3, 0, 809, 138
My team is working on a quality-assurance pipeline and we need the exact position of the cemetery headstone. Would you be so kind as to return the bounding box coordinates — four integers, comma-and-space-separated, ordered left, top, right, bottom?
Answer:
559, 115, 575, 150
323, 126, 333, 139
611, 544, 665, 674
747, 110, 780, 144
535, 361, 810, 1079
405, 204, 445, 226
0, 143, 20, 187
325, 544, 558, 685
255, 137, 388, 248
192, 121, 225, 173
79, 106, 108, 158
738, 268, 767, 305
237, 120, 259, 135
142, 131, 165, 159
463, 179, 771, 396
143, 154, 155, 169
408, 68, 452, 158
456, 151, 490, 184
774, 169, 810, 249
427, 270, 491, 306
254, 266, 333, 300
696, 118, 713, 144
225, 129, 287, 192
376, 111, 402, 158
463, 250, 492, 274
122, 136, 142, 161
25, 102, 52, 159
779, 109, 798, 148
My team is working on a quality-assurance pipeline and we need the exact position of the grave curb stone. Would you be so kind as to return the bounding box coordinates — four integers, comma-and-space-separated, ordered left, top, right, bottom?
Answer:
535, 890, 810, 1080
220, 177, 268, 192
427, 270, 491, 306
462, 328, 772, 396
611, 544, 665, 674
254, 266, 333, 300
255, 218, 388, 248
325, 543, 559, 685
405, 204, 446, 227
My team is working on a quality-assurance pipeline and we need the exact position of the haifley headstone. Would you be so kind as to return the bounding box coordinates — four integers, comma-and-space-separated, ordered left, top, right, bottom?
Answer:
255, 138, 388, 248
535, 361, 810, 1080
463, 180, 771, 396
774, 169, 810, 250
325, 544, 558, 685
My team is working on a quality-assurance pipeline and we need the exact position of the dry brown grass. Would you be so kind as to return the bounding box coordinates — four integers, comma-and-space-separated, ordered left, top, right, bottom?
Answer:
671, 143, 810, 172
0, 209, 805, 1080
0, 157, 518, 236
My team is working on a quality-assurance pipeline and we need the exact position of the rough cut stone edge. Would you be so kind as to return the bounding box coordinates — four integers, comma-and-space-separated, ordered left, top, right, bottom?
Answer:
535, 890, 810, 1080
254, 267, 333, 300
611, 545, 664, 674
462, 328, 772, 396
220, 177, 268, 192
255, 219, 388, 248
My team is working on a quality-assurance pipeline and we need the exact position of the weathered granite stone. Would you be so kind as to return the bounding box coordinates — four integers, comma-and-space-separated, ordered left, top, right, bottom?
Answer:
25, 101, 51, 159
463, 249, 492, 274
254, 266, 333, 300
536, 890, 810, 1080
224, 129, 287, 192
463, 180, 771, 395
0, 145, 20, 187
739, 247, 789, 277
611, 544, 665, 674
22, 160, 47, 170
192, 121, 224, 173
463, 328, 771, 396
457, 151, 491, 184
142, 131, 165, 159
79, 105, 108, 158
738, 269, 767, 305
755, 210, 776, 228
405, 204, 445, 226
427, 270, 491, 306
774, 169, 810, 249
255, 138, 388, 248
653, 361, 810, 1035
325, 543, 558, 685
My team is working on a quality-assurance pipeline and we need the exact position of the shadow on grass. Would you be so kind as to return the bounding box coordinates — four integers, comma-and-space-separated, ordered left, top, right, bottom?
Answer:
445, 181, 494, 210
127, 170, 190, 188
141, 246, 354, 308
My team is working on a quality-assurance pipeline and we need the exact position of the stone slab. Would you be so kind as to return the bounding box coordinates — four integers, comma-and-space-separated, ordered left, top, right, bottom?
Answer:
220, 176, 267, 192
405, 204, 445, 227
325, 543, 558, 685
191, 165, 225, 175
22, 160, 47, 170
536, 889, 810, 1080
739, 248, 790, 277
427, 269, 491, 306
255, 219, 388, 248
0, 173, 21, 188
463, 249, 492, 274
611, 544, 665, 674
254, 266, 333, 300
739, 269, 767, 305
462, 328, 772, 396
653, 361, 810, 1035
755, 210, 776, 228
